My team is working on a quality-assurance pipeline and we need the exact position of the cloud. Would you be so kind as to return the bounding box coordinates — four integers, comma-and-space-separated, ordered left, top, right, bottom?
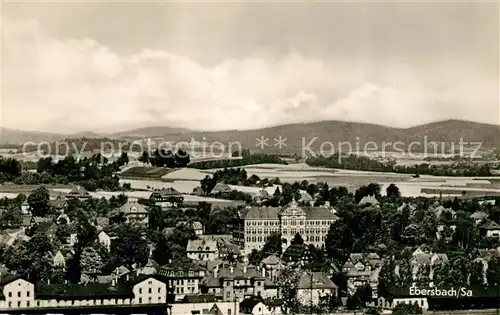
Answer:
1, 16, 498, 133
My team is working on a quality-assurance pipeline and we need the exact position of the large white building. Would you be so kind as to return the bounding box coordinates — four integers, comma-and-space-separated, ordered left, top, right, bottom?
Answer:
0, 275, 167, 310
242, 200, 338, 253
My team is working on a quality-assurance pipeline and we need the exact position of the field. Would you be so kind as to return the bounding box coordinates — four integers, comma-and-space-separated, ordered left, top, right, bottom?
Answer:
119, 166, 173, 179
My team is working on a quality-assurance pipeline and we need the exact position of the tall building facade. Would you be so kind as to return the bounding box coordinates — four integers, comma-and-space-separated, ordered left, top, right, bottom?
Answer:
243, 200, 338, 253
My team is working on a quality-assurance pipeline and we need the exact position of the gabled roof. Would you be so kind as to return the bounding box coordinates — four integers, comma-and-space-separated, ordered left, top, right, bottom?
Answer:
68, 185, 90, 197
479, 220, 500, 230
261, 254, 281, 265
151, 188, 182, 198
297, 271, 337, 290
358, 195, 379, 207
470, 211, 489, 219
186, 239, 217, 253
211, 183, 232, 193
118, 200, 148, 215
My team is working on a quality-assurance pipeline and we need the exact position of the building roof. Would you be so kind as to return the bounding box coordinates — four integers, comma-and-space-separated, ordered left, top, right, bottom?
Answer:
151, 188, 183, 198
470, 211, 489, 220
358, 195, 379, 207
245, 203, 338, 221
261, 254, 281, 265
211, 183, 232, 193
68, 185, 90, 197
187, 239, 217, 253
35, 282, 133, 300
181, 294, 216, 303
479, 220, 500, 230
118, 200, 148, 215
296, 271, 337, 290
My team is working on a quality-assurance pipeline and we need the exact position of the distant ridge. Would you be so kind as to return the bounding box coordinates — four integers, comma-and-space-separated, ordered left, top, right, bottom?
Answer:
1, 120, 499, 153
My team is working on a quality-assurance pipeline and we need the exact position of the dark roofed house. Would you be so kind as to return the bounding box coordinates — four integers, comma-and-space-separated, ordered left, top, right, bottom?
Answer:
479, 220, 500, 238
470, 211, 489, 225
150, 188, 184, 209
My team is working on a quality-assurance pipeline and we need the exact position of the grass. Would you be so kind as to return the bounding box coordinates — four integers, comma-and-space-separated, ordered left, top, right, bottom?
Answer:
119, 166, 173, 179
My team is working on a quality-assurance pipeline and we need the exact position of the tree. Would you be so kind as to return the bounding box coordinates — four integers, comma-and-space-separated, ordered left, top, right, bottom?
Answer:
291, 233, 304, 246
27, 186, 51, 217
80, 247, 103, 274
153, 234, 172, 266
386, 184, 401, 199
138, 151, 150, 164
110, 224, 148, 269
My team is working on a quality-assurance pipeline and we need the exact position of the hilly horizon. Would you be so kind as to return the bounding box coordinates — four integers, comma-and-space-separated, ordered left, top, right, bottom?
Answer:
1, 119, 499, 153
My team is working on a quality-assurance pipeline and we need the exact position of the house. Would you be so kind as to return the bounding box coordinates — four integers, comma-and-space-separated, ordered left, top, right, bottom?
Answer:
177, 221, 204, 235
200, 264, 278, 302
298, 191, 313, 203
0, 274, 169, 310
170, 294, 239, 315
187, 239, 219, 261
52, 248, 74, 268
240, 296, 283, 315
211, 183, 233, 196
343, 253, 381, 296
53, 250, 66, 267
296, 271, 338, 306
377, 287, 429, 311
260, 255, 283, 283
479, 220, 500, 238
116, 200, 149, 224
242, 199, 338, 252
471, 211, 489, 225
158, 261, 206, 301
98, 231, 112, 251
67, 185, 91, 200
150, 188, 184, 208
358, 195, 379, 208
21, 201, 30, 215
50, 197, 67, 213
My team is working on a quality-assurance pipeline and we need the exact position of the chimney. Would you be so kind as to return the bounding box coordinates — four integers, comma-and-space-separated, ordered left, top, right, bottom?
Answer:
262, 266, 266, 277
112, 277, 116, 286
230, 266, 234, 274
213, 266, 219, 278
47, 278, 51, 285
243, 266, 247, 274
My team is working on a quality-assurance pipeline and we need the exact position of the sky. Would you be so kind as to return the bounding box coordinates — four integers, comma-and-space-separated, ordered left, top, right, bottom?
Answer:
1, 1, 499, 133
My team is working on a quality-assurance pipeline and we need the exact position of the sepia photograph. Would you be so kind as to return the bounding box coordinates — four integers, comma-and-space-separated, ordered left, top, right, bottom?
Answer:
0, 1, 499, 314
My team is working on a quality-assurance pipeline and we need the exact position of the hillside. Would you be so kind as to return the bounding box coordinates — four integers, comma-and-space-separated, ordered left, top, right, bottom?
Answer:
1, 120, 499, 154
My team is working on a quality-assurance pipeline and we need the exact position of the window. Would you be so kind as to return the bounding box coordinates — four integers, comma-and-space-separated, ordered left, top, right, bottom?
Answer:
8, 302, 11, 308
17, 301, 21, 307
139, 288, 142, 294
148, 280, 152, 285
158, 288, 161, 293
148, 288, 152, 294
27, 291, 30, 297
37, 301, 40, 307
27, 301, 30, 307
8, 292, 11, 297
17, 292, 21, 297
139, 298, 142, 303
